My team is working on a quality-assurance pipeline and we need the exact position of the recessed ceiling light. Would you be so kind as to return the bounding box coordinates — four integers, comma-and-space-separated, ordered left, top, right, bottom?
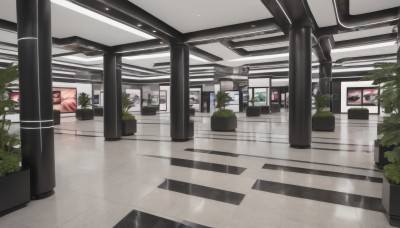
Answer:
197, 14, 201, 17
137, 24, 142, 27
230, 53, 289, 62
105, 7, 109, 11
53, 70, 76, 75
153, 30, 157, 33
251, 24, 256, 28
50, 0, 154, 40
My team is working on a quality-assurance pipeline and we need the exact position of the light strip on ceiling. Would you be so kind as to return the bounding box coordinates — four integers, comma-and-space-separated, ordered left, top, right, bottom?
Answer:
50, 0, 155, 40
122, 75, 170, 80
332, 41, 396, 53
63, 55, 103, 62
123, 66, 156, 74
276, 0, 292, 24
343, 60, 397, 67
189, 55, 209, 63
53, 70, 76, 75
333, 67, 374, 72
190, 78, 214, 82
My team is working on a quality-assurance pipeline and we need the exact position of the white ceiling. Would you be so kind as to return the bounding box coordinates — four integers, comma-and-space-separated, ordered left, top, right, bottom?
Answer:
0, 0, 150, 46
196, 43, 241, 60
349, 0, 400, 15
332, 43, 397, 61
307, 0, 337, 27
244, 42, 289, 51
128, 0, 273, 33
232, 32, 285, 42
333, 26, 395, 41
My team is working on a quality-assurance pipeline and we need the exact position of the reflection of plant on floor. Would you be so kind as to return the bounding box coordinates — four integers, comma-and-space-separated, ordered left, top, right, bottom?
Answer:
122, 93, 135, 121
363, 62, 400, 184
0, 64, 21, 177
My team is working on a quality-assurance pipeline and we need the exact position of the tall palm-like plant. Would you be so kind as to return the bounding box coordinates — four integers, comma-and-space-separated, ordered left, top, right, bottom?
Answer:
77, 92, 91, 109
215, 91, 233, 110
122, 93, 135, 120
363, 62, 400, 184
0, 64, 21, 177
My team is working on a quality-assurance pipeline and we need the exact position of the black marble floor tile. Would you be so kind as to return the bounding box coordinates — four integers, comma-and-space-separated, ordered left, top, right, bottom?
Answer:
252, 179, 384, 212
142, 154, 246, 175
262, 164, 383, 183
158, 179, 246, 205
185, 148, 239, 157
114, 210, 210, 228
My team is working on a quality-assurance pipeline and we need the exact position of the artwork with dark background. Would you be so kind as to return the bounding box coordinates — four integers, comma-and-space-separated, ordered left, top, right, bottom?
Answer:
347, 88, 362, 106
92, 95, 100, 105
362, 88, 378, 105
53, 88, 77, 113
142, 85, 159, 106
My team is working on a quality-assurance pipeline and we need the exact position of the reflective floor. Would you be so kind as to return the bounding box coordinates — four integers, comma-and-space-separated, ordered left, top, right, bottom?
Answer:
0, 111, 393, 228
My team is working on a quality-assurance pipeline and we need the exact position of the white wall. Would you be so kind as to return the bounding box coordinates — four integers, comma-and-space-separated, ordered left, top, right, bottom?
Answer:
160, 85, 170, 112
341, 81, 379, 114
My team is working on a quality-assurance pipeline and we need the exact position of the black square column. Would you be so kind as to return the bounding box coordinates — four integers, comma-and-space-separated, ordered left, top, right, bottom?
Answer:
170, 43, 190, 141
103, 53, 122, 141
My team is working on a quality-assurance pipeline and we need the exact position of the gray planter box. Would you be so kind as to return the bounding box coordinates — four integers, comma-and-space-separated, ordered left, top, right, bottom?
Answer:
270, 104, 281, 113
53, 111, 60, 125
76, 109, 94, 120
374, 139, 393, 169
348, 109, 369, 120
312, 116, 335, 132
0, 169, 30, 216
246, 106, 261, 117
189, 122, 194, 138
122, 119, 136, 136
94, 108, 103, 116
211, 115, 237, 132
382, 177, 400, 227
141, 106, 157, 116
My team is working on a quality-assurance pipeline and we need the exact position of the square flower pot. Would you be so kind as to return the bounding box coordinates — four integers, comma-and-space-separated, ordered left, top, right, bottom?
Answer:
122, 119, 137, 136
374, 139, 393, 169
189, 122, 194, 138
382, 177, 400, 227
312, 116, 335, 132
348, 109, 369, 120
246, 106, 261, 117
53, 111, 60, 125
211, 115, 237, 132
0, 169, 30, 216
76, 109, 94, 120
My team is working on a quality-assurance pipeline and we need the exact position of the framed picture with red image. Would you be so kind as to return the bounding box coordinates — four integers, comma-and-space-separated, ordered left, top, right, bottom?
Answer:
52, 87, 77, 113
271, 89, 280, 102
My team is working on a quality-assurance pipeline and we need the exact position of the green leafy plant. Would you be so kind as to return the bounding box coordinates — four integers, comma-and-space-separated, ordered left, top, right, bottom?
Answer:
77, 92, 91, 109
313, 111, 334, 118
122, 93, 135, 121
0, 64, 21, 177
212, 109, 236, 118
313, 92, 331, 114
362, 62, 400, 185
215, 91, 233, 110
349, 107, 368, 110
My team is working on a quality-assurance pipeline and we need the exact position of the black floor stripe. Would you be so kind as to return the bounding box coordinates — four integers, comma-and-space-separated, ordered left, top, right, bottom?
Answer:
114, 210, 210, 228
185, 148, 239, 157
143, 154, 246, 175
185, 148, 382, 172
252, 179, 384, 212
194, 136, 371, 153
262, 164, 383, 183
158, 179, 246, 205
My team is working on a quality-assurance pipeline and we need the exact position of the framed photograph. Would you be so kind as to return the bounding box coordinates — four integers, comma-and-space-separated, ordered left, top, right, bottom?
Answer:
52, 87, 77, 113
347, 88, 362, 106
9, 91, 20, 103
253, 88, 268, 106
271, 89, 280, 102
92, 95, 100, 105
362, 88, 378, 106
159, 90, 167, 111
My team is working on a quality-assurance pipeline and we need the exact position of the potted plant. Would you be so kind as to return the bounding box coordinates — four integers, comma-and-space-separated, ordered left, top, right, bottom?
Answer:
246, 97, 261, 117
141, 94, 157, 116
189, 119, 194, 138
363, 61, 400, 226
211, 91, 237, 131
312, 92, 335, 131
121, 93, 136, 136
0, 64, 30, 215
348, 107, 369, 120
93, 106, 103, 116
53, 109, 60, 125
76, 92, 93, 120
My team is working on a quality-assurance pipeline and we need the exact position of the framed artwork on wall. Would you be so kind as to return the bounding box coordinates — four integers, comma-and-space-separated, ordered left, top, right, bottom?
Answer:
159, 90, 167, 111
347, 87, 378, 106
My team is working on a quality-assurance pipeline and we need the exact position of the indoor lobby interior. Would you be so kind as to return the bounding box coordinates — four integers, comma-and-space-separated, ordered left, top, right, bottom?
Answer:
0, 0, 399, 228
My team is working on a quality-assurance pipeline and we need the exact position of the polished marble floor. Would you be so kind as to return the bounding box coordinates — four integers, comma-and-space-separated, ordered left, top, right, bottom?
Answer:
0, 110, 394, 227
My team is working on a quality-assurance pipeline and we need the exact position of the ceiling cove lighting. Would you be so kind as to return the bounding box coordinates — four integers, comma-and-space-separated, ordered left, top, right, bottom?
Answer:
123, 53, 209, 62
123, 66, 156, 74
332, 0, 398, 29
331, 41, 396, 53
230, 53, 289, 62
332, 67, 374, 73
50, 0, 155, 39
343, 60, 397, 67
190, 78, 214, 82
63, 55, 103, 62
52, 60, 103, 70
53, 70, 76, 75
122, 75, 170, 80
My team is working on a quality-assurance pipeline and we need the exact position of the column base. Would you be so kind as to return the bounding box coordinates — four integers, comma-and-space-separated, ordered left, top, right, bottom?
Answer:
31, 190, 55, 200
290, 144, 311, 149
172, 138, 192, 142
105, 138, 121, 141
